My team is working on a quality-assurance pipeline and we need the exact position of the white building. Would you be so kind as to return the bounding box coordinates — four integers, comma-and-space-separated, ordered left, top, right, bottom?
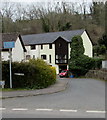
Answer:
1, 33, 26, 62
22, 29, 93, 74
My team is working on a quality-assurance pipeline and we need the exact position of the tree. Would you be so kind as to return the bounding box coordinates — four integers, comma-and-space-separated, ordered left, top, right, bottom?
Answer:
93, 45, 106, 56
70, 36, 85, 59
98, 34, 107, 59
69, 36, 95, 76
98, 34, 107, 49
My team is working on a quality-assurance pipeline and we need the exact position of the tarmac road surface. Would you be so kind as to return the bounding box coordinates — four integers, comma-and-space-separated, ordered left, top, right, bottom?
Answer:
2, 78, 105, 118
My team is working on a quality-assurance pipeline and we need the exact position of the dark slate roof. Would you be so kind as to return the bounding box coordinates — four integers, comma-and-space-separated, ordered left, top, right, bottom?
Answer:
2, 33, 19, 42
1, 33, 26, 52
22, 29, 85, 45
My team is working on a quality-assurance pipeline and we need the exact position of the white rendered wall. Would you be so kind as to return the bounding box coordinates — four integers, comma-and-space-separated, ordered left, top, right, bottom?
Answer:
25, 44, 59, 74
40, 44, 55, 64
25, 45, 40, 59
40, 44, 58, 71
1, 52, 9, 61
12, 38, 25, 62
81, 31, 93, 57
68, 43, 71, 59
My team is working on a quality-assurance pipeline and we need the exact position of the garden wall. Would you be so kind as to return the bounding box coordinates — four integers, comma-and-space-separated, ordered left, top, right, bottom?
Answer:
85, 69, 107, 80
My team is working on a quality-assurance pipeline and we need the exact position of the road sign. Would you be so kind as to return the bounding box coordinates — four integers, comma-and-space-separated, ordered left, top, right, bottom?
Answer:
3, 41, 15, 48
14, 73, 24, 76
3, 41, 15, 88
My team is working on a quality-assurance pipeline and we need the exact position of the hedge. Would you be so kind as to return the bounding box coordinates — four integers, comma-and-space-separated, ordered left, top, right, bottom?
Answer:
2, 59, 56, 89
69, 56, 103, 77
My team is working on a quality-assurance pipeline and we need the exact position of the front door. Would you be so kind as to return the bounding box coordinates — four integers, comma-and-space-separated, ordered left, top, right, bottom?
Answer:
59, 65, 67, 73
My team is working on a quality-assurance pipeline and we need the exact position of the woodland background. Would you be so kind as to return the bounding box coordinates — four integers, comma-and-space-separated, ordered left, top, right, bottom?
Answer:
0, 1, 107, 57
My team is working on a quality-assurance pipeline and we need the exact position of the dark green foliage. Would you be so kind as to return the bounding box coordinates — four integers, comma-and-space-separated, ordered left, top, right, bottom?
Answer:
70, 36, 85, 59
93, 45, 106, 56
94, 34, 107, 57
98, 34, 107, 49
69, 36, 102, 77
69, 55, 95, 76
93, 58, 103, 69
2, 59, 56, 89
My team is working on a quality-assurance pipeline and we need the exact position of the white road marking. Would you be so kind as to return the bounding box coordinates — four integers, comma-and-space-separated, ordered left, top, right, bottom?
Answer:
1, 107, 106, 114
36, 108, 53, 111
60, 109, 77, 112
12, 108, 28, 111
0, 108, 6, 110
86, 110, 106, 113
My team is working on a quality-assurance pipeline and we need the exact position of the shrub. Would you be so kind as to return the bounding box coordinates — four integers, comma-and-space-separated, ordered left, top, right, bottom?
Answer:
69, 35, 102, 77
2, 59, 56, 89
93, 58, 103, 69
69, 55, 95, 76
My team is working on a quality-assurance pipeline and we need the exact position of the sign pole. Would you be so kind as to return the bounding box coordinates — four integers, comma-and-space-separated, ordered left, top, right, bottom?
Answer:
4, 41, 15, 88
9, 48, 12, 88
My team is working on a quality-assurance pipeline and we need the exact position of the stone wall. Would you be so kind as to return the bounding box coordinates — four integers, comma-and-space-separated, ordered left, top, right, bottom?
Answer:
85, 69, 107, 81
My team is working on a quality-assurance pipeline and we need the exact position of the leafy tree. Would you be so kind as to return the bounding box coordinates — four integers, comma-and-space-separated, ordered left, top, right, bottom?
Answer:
70, 36, 84, 59
98, 34, 107, 49
99, 45, 106, 55
93, 45, 106, 56
93, 45, 100, 56
69, 36, 95, 76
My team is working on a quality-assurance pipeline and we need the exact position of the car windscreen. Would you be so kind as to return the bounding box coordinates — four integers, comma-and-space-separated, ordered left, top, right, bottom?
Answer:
61, 70, 67, 73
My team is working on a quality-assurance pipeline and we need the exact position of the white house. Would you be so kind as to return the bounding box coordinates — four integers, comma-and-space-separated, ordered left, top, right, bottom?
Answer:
22, 29, 93, 74
1, 33, 26, 62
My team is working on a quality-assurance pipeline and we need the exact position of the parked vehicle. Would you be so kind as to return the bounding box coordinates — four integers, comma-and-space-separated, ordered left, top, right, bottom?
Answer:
59, 70, 71, 78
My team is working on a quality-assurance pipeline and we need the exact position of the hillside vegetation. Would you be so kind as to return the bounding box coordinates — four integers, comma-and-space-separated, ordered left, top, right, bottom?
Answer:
1, 2, 106, 44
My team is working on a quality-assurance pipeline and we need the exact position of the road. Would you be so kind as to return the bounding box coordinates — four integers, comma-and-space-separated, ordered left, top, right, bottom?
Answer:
1, 78, 105, 118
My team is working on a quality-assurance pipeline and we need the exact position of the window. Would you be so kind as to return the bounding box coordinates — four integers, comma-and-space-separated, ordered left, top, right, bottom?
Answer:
49, 44, 52, 49
59, 43, 62, 47
41, 45, 43, 49
55, 54, 68, 64
33, 55, 35, 59
49, 55, 51, 63
41, 55, 46, 60
26, 55, 31, 60
31, 45, 36, 50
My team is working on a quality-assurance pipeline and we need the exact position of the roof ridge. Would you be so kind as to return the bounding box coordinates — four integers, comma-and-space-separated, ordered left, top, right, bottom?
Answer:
22, 29, 85, 36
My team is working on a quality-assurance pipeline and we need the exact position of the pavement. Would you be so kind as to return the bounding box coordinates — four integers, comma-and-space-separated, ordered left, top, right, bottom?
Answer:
1, 79, 68, 99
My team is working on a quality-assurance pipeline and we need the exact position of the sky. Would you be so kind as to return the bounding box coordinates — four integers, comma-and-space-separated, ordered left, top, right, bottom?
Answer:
1, 0, 107, 3
1, 0, 93, 3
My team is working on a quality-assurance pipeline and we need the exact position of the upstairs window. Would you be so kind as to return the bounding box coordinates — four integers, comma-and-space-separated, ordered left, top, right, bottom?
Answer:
59, 43, 62, 47
31, 45, 36, 50
49, 44, 52, 49
41, 45, 43, 49
41, 55, 46, 60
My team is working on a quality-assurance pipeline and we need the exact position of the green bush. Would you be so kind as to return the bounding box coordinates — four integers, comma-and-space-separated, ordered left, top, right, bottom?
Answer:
69, 55, 95, 76
93, 58, 103, 69
69, 56, 103, 77
2, 59, 56, 89
69, 35, 103, 77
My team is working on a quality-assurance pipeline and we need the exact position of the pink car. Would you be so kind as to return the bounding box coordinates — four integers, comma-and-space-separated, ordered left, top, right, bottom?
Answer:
59, 70, 71, 78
